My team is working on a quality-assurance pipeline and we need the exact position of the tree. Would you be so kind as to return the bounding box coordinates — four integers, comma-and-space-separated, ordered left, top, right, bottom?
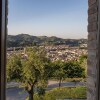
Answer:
52, 60, 85, 88
7, 47, 52, 100
64, 61, 85, 86
52, 61, 66, 88
64, 61, 85, 78
7, 54, 22, 82
79, 54, 87, 78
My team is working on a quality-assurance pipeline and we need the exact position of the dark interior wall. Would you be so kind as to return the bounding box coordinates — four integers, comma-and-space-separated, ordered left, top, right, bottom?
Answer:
0, 0, 7, 100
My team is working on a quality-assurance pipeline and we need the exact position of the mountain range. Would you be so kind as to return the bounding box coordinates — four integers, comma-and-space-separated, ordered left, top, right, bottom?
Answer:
7, 34, 87, 47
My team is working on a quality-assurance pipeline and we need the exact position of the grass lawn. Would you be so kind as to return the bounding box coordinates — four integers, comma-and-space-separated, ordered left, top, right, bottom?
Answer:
33, 86, 87, 100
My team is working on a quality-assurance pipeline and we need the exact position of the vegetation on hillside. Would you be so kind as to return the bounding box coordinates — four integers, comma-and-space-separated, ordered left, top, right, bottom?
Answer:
7, 34, 87, 47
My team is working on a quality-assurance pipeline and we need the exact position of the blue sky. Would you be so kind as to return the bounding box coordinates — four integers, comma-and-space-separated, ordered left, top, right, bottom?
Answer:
8, 0, 88, 39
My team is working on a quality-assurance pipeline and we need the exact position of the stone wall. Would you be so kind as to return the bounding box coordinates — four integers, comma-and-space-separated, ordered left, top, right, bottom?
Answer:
87, 0, 99, 100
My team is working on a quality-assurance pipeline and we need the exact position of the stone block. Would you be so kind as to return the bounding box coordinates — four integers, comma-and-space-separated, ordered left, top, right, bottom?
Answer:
88, 31, 97, 41
88, 2, 98, 15
88, 13, 98, 23
88, 22, 98, 32
88, 39, 97, 50
88, 0, 97, 7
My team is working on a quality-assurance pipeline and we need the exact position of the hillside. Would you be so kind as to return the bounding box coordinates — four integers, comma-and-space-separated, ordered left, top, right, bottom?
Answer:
7, 34, 87, 47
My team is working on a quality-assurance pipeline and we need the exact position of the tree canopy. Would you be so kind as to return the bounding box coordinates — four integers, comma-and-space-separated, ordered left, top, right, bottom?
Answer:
7, 47, 52, 100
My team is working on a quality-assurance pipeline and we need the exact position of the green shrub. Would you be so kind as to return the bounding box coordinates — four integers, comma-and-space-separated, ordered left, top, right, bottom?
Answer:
26, 86, 86, 100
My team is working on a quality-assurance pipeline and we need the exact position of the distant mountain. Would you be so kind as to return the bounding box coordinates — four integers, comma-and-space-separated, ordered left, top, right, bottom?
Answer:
7, 34, 87, 47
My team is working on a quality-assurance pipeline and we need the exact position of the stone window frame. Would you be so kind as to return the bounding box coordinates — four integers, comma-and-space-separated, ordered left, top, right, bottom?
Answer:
0, 0, 100, 100
88, 0, 100, 100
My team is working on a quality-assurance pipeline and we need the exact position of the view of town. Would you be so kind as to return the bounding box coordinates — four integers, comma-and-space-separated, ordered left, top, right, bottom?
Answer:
7, 44, 87, 62
7, 0, 88, 100
7, 39, 87, 100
